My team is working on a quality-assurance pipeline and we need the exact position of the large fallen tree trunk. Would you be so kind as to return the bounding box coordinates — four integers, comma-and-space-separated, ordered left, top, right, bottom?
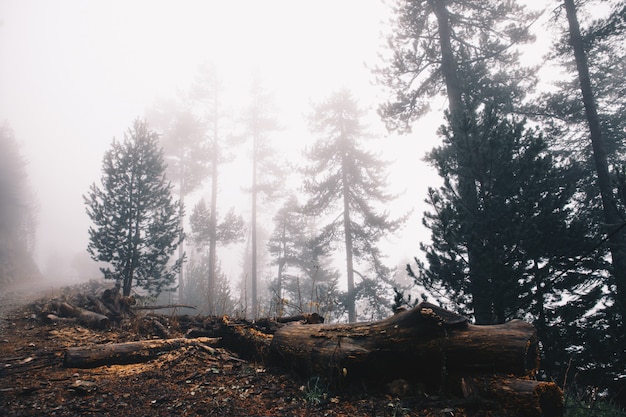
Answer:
270, 302, 538, 384
61, 302, 563, 415
268, 302, 562, 416
63, 337, 219, 368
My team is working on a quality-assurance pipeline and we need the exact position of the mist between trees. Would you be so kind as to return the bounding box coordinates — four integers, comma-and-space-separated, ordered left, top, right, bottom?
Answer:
2, 0, 626, 411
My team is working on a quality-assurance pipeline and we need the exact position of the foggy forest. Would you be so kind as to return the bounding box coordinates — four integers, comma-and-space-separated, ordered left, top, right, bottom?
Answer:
1, 0, 625, 416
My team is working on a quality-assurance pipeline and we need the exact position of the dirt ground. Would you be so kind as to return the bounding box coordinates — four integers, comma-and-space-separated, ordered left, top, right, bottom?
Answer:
0, 282, 509, 417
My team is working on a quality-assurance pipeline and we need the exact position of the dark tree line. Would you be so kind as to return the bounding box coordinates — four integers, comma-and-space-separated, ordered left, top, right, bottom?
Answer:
0, 123, 39, 287
378, 0, 626, 405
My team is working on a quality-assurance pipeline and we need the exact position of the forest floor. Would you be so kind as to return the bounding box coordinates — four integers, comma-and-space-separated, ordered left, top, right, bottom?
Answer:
1, 280, 516, 417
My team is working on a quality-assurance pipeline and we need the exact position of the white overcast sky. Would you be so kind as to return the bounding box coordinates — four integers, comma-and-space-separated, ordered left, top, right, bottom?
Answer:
0, 0, 503, 280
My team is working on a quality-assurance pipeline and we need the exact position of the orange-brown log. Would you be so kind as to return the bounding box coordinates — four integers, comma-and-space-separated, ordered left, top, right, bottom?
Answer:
63, 337, 219, 368
471, 376, 564, 417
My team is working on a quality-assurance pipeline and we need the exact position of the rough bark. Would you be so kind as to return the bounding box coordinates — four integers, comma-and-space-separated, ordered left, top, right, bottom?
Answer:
431, 0, 488, 323
564, 0, 626, 319
471, 376, 564, 417
51, 301, 110, 329
63, 337, 219, 368
270, 303, 538, 386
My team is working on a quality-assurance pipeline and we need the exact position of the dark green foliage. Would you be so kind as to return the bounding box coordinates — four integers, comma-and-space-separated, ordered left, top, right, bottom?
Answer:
377, 0, 537, 132
84, 119, 183, 297
417, 106, 591, 324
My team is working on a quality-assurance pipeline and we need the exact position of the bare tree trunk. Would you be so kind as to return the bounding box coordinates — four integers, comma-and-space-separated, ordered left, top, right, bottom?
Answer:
178, 190, 185, 304
208, 97, 219, 315
431, 0, 489, 323
564, 0, 626, 318
342, 167, 356, 323
251, 132, 259, 318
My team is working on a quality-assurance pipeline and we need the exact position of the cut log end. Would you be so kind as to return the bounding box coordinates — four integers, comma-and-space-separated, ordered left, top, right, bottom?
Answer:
475, 377, 564, 417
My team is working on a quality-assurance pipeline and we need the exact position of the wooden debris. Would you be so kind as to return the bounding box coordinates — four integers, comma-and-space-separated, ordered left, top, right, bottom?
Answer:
63, 337, 220, 368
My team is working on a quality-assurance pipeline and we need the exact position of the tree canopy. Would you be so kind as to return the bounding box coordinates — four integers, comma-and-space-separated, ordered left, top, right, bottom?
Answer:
84, 119, 183, 297
303, 89, 405, 322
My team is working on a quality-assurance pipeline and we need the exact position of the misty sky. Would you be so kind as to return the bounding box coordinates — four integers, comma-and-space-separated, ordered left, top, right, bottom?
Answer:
0, 1, 450, 280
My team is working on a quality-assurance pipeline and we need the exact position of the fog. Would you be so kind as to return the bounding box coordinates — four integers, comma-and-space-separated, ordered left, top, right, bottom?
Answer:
0, 1, 445, 286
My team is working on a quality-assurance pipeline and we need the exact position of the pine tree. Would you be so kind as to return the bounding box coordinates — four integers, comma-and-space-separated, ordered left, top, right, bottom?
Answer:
0, 123, 39, 287
562, 0, 626, 328
189, 63, 246, 314
377, 0, 537, 323
146, 96, 208, 302
188, 197, 244, 313
84, 119, 183, 297
415, 105, 591, 325
303, 89, 405, 322
267, 195, 340, 319
242, 76, 283, 317
267, 195, 307, 316
530, 0, 626, 401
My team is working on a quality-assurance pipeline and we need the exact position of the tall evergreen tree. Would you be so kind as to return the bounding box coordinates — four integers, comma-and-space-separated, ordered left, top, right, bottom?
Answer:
242, 77, 283, 317
189, 63, 246, 314
267, 195, 307, 316
377, 0, 537, 323
0, 123, 39, 287
529, 0, 626, 400
561, 0, 626, 329
84, 119, 183, 297
146, 96, 208, 302
189, 197, 244, 313
303, 89, 404, 323
267, 195, 340, 319
414, 105, 591, 327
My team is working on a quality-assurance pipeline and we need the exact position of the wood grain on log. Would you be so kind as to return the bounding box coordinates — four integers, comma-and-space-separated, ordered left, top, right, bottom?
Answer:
63, 337, 219, 368
54, 301, 110, 329
270, 302, 539, 386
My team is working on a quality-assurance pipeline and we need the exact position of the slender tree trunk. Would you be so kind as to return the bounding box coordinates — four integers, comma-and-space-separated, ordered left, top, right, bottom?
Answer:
251, 132, 259, 318
564, 0, 626, 318
341, 136, 356, 323
178, 190, 185, 303
276, 227, 286, 317
124, 171, 137, 297
431, 0, 490, 324
208, 93, 219, 315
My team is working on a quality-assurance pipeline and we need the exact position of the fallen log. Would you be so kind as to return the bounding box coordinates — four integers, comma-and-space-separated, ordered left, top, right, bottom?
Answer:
86, 294, 115, 317
132, 304, 197, 311
269, 302, 538, 387
53, 301, 110, 329
63, 337, 220, 368
471, 376, 564, 417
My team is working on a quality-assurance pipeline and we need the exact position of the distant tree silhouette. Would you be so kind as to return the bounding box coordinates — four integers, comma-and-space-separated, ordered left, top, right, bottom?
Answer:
146, 95, 208, 302
303, 89, 405, 322
241, 77, 283, 317
0, 123, 39, 287
267, 195, 340, 319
